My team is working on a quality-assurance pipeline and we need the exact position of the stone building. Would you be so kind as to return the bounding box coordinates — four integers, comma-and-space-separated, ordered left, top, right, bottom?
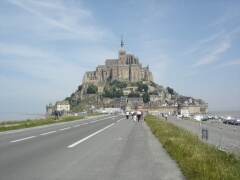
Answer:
55, 101, 70, 112
46, 103, 54, 115
127, 97, 144, 110
114, 96, 127, 109
46, 101, 70, 115
81, 36, 153, 96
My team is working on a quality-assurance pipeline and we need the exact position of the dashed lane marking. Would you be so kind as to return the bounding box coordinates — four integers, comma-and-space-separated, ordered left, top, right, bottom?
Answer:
11, 136, 36, 143
73, 125, 81, 127
40, 131, 57, 136
8, 116, 118, 143
59, 127, 71, 131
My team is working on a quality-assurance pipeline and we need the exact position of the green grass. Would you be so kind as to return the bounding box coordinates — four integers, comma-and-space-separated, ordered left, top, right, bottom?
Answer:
88, 112, 101, 116
0, 116, 84, 132
145, 115, 240, 180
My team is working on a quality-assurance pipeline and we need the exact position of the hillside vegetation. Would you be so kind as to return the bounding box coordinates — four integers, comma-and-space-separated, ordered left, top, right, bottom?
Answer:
66, 80, 162, 112
71, 94, 104, 113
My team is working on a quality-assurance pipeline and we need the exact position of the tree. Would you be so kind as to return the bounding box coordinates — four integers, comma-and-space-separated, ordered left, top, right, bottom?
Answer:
65, 97, 71, 103
142, 84, 148, 92
137, 83, 148, 92
114, 90, 124, 98
87, 84, 98, 94
78, 85, 82, 91
142, 93, 150, 103
110, 80, 127, 88
128, 91, 140, 98
150, 81, 157, 88
166, 87, 174, 95
149, 90, 158, 95
103, 88, 123, 98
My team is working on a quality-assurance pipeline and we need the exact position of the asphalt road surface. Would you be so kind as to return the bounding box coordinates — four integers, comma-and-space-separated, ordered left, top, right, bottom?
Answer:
0, 115, 185, 180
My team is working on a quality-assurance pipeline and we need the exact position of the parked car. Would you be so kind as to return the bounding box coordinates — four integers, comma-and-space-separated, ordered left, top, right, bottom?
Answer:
208, 116, 213, 119
202, 116, 209, 121
228, 119, 240, 125
223, 119, 229, 124
194, 115, 203, 121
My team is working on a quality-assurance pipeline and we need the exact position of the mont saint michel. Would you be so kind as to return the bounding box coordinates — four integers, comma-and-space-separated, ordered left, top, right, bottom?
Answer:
46, 37, 208, 115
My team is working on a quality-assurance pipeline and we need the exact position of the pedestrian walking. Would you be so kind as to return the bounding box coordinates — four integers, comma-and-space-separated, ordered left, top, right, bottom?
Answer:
133, 112, 137, 122
141, 110, 144, 120
126, 111, 129, 119
165, 114, 168, 121
137, 110, 141, 122
131, 111, 134, 119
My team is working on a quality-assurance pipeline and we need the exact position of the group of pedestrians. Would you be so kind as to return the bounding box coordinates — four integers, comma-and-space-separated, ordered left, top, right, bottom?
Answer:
161, 113, 168, 121
126, 110, 143, 122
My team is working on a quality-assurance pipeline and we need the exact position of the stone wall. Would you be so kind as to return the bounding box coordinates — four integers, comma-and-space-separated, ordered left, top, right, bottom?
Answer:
180, 105, 200, 114
144, 106, 178, 114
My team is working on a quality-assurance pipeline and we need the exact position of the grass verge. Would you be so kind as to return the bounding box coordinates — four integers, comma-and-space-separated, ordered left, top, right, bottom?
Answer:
0, 116, 84, 132
145, 115, 240, 180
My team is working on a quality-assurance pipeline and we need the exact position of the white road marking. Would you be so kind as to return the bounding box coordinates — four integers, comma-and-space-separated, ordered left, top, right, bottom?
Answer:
11, 136, 36, 143
68, 123, 115, 148
40, 131, 56, 136
73, 125, 81, 127
117, 118, 125, 123
59, 127, 71, 131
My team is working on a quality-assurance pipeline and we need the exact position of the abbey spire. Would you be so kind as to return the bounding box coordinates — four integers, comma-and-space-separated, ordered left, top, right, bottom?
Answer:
120, 34, 125, 51
118, 34, 126, 64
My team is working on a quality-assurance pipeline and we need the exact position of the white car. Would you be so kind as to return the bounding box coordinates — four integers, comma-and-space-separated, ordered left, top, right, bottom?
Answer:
194, 115, 203, 121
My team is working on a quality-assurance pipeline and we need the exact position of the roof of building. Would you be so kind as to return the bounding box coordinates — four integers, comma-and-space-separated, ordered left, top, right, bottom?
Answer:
55, 101, 70, 105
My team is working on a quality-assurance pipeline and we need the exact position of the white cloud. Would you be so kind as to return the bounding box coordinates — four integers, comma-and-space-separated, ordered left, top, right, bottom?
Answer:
0, 42, 82, 83
215, 60, 240, 69
0, 42, 49, 58
193, 42, 230, 67
179, 30, 225, 57
211, 6, 240, 26
7, 0, 111, 41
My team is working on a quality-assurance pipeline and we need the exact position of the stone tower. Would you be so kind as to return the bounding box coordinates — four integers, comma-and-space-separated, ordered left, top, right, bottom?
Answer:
118, 35, 126, 64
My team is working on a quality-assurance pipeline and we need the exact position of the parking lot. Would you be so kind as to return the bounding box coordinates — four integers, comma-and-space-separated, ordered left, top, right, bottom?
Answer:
163, 115, 240, 157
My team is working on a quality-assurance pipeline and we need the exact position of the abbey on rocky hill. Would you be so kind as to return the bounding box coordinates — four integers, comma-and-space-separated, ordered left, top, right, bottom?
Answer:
46, 36, 208, 115
81, 36, 153, 94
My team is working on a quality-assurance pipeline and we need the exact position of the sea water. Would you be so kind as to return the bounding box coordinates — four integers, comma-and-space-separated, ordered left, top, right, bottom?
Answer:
0, 112, 46, 122
207, 110, 240, 119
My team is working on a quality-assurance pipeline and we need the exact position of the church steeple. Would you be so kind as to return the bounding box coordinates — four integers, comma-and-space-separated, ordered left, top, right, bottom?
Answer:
120, 34, 124, 51
118, 34, 126, 64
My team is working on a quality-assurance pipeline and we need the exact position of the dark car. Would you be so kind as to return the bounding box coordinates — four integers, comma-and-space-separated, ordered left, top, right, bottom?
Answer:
223, 119, 228, 124
202, 116, 209, 121
223, 117, 232, 124
228, 119, 240, 125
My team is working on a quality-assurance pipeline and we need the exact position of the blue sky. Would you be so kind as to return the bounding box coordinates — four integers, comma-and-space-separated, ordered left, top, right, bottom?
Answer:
0, 0, 240, 114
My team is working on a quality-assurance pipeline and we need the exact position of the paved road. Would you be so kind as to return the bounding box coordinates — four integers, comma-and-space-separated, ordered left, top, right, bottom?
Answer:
0, 115, 184, 180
